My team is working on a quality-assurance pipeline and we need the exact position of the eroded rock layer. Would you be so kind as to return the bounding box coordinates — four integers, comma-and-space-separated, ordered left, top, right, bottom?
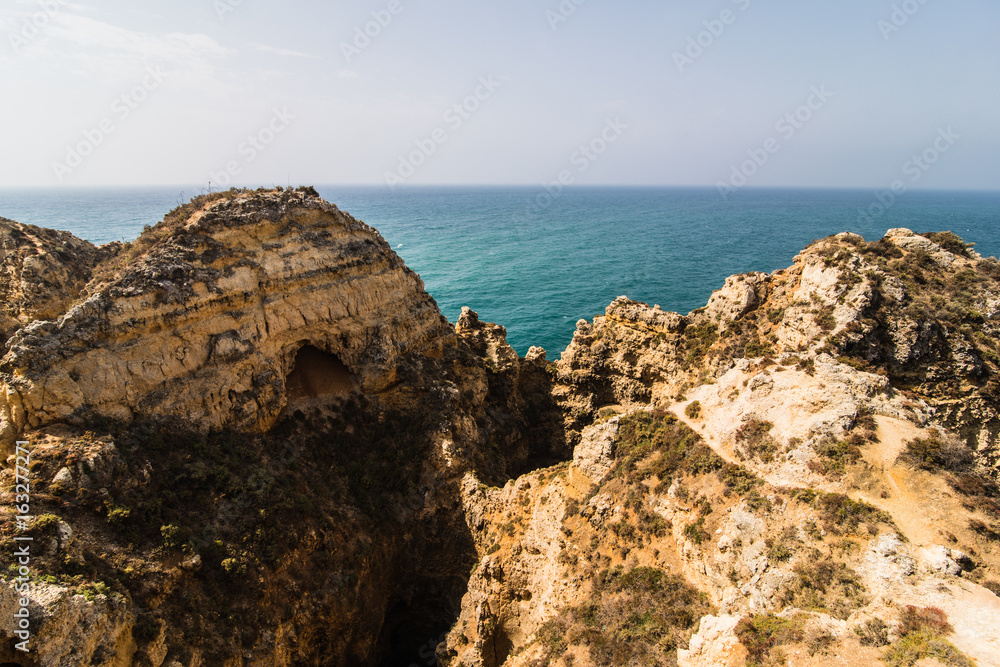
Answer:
1, 188, 452, 442
1, 194, 998, 667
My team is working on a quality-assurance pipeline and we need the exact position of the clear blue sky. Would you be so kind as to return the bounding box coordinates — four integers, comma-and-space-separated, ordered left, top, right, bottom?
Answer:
1, 0, 997, 189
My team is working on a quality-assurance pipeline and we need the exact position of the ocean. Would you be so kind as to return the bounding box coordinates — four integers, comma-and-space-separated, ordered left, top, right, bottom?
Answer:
1, 186, 997, 356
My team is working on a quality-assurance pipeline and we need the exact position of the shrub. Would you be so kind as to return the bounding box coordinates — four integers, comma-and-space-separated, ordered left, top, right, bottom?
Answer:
969, 519, 1000, 542
106, 506, 131, 527
899, 606, 952, 637
719, 464, 762, 496
920, 231, 974, 258
805, 628, 835, 656
855, 618, 890, 647
160, 524, 185, 549
983, 580, 1000, 597
615, 410, 725, 483
766, 526, 799, 563
814, 305, 837, 332
900, 432, 974, 473
31, 513, 62, 535
812, 492, 892, 535
683, 517, 709, 545
883, 605, 974, 667
883, 632, 976, 667
555, 566, 714, 666
78, 581, 112, 601
735, 420, 778, 463
736, 614, 804, 667
685, 401, 702, 419
780, 561, 867, 620
811, 437, 862, 477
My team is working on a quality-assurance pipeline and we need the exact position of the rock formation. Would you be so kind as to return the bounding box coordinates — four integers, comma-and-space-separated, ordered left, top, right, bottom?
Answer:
0, 189, 452, 443
0, 219, 117, 348
1, 190, 998, 667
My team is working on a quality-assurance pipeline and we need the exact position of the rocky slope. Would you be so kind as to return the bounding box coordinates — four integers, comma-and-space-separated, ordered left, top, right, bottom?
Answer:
0, 219, 117, 349
441, 229, 1000, 667
1, 192, 998, 667
0, 188, 559, 666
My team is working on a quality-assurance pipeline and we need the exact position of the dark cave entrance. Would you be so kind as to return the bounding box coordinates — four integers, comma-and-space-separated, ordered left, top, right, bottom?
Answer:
374, 532, 478, 667
284, 344, 358, 407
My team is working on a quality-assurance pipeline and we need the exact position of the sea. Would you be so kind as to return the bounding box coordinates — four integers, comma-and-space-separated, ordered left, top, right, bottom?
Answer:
1, 186, 997, 357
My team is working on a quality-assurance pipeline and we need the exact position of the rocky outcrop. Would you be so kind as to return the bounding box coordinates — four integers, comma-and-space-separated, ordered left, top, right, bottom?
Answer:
0, 189, 565, 667
552, 229, 1000, 472
2, 196, 999, 667
0, 189, 453, 445
0, 218, 116, 347
441, 228, 1000, 667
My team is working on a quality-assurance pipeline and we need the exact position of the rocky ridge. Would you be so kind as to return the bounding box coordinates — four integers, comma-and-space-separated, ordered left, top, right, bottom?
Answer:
0, 191, 998, 667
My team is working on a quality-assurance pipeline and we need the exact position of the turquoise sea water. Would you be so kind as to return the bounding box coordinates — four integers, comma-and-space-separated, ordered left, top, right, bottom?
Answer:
1, 186, 997, 356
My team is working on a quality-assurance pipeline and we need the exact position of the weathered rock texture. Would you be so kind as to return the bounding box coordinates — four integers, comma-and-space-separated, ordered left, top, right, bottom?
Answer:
1, 196, 999, 667
0, 218, 117, 347
441, 229, 1000, 667
0, 189, 562, 667
0, 189, 453, 444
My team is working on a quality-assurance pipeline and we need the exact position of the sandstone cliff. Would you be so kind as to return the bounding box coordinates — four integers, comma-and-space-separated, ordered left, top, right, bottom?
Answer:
0, 188, 454, 442
0, 218, 117, 348
440, 229, 1000, 667
1, 192, 998, 667
0, 188, 558, 666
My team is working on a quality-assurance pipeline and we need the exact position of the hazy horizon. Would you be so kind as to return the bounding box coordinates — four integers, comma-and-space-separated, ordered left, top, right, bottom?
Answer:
2, 1, 998, 192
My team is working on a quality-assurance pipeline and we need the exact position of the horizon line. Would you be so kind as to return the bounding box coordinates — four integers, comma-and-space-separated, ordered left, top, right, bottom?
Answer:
2, 183, 1000, 194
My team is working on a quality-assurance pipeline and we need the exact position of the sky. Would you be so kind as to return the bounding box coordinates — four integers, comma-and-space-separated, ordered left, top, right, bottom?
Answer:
0, 0, 998, 190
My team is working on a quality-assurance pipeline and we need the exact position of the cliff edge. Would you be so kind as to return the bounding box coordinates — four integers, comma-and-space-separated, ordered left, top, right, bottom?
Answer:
0, 192, 998, 667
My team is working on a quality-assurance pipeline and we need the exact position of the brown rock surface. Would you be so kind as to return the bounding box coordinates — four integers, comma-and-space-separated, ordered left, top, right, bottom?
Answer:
0, 217, 117, 346
0, 188, 452, 444
1, 199, 998, 667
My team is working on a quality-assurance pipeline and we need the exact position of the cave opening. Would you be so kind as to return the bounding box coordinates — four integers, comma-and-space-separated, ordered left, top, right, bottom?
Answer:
374, 530, 478, 667
284, 344, 358, 407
